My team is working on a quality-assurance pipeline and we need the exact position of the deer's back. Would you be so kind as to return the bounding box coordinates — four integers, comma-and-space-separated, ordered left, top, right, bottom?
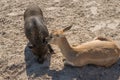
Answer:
75, 40, 120, 58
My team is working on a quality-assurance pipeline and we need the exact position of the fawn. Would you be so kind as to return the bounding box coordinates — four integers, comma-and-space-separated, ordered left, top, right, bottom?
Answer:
24, 5, 54, 63
48, 25, 120, 67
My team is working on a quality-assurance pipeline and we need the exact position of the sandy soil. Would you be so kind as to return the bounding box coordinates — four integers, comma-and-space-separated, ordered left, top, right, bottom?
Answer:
0, 0, 120, 80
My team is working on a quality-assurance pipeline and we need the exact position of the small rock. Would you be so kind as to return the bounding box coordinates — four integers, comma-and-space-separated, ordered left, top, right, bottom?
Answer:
54, 0, 61, 2
7, 12, 23, 17
0, 32, 6, 35
45, 7, 58, 11
90, 6, 98, 15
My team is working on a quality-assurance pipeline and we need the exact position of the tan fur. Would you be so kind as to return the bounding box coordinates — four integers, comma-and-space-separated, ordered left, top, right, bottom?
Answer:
49, 26, 120, 67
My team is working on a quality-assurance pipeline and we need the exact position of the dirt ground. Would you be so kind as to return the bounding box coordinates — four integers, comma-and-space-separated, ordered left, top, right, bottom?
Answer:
0, 0, 120, 80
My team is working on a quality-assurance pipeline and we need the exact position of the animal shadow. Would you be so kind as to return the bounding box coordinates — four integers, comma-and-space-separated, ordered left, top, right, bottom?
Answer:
24, 45, 120, 80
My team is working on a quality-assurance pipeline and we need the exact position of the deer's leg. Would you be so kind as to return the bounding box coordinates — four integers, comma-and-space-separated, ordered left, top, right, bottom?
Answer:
63, 59, 75, 67
94, 37, 112, 41
48, 44, 55, 54
72, 44, 78, 47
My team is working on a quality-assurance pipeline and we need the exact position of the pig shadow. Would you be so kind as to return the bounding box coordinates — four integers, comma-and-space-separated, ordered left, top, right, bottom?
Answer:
24, 45, 120, 80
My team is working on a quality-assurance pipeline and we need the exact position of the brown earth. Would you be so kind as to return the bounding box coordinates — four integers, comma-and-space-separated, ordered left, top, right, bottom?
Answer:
0, 0, 120, 80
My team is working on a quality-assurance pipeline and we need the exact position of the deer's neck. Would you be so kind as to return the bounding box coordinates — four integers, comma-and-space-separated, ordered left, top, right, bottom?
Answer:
57, 36, 75, 59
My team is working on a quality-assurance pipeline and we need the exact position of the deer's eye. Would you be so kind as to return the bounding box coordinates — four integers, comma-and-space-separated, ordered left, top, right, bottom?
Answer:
56, 34, 59, 37
50, 35, 53, 38
49, 33, 53, 38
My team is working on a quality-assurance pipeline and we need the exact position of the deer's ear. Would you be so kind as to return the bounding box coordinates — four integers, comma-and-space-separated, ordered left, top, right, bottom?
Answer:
63, 25, 72, 32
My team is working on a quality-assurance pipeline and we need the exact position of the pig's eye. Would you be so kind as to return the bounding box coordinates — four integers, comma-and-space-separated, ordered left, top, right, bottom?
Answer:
43, 38, 47, 44
28, 45, 34, 49
28, 44, 35, 49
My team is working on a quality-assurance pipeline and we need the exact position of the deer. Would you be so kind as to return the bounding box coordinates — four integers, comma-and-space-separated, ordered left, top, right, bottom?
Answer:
47, 25, 120, 67
24, 5, 54, 63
